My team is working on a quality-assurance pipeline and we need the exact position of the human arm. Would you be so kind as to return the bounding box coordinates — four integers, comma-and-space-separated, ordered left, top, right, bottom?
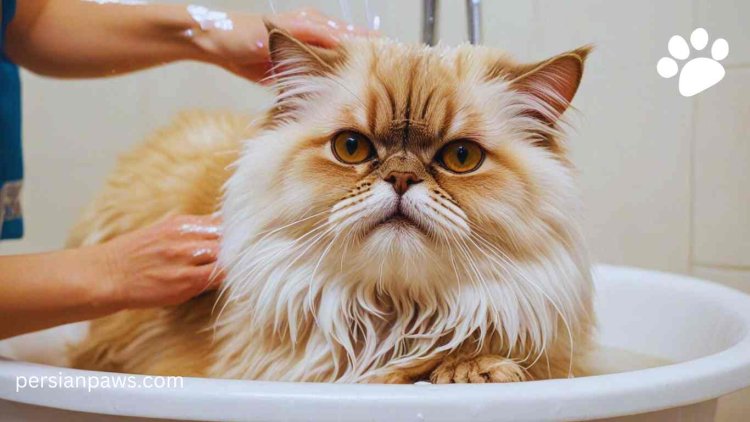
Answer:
3, 0, 367, 81
0, 215, 223, 340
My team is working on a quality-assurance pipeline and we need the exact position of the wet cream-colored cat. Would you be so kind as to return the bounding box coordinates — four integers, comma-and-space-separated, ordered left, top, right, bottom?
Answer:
69, 26, 593, 383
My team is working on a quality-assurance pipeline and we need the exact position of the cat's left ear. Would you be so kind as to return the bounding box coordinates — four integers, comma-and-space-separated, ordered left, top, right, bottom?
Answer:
265, 20, 346, 80
507, 46, 591, 124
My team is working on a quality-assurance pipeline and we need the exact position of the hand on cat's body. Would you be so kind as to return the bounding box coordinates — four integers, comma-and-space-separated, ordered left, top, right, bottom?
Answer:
99, 215, 224, 309
0, 215, 223, 339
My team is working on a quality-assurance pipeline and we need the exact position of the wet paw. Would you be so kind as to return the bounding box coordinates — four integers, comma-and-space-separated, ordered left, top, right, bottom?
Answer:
367, 371, 413, 384
430, 354, 526, 384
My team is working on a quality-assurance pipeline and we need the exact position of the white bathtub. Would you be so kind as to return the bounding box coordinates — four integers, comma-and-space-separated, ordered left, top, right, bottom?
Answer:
1, 265, 750, 421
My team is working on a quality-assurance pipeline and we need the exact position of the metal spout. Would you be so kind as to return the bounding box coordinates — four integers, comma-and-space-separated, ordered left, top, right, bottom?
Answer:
422, 0, 439, 46
466, 0, 482, 45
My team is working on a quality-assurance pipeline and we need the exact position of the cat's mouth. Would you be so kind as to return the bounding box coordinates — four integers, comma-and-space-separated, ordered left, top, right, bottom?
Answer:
374, 210, 424, 233
382, 213, 410, 225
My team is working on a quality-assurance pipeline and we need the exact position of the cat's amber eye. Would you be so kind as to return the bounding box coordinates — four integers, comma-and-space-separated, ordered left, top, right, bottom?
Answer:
437, 140, 485, 174
331, 131, 375, 164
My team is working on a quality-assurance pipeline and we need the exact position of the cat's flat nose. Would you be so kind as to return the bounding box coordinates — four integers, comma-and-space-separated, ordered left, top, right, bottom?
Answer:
384, 171, 423, 195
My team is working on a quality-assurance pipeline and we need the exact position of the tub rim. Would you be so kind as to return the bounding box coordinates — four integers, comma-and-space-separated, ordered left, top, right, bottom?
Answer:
1, 264, 750, 422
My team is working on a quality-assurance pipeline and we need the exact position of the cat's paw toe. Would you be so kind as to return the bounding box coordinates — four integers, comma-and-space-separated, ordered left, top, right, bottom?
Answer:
367, 371, 413, 384
430, 355, 526, 384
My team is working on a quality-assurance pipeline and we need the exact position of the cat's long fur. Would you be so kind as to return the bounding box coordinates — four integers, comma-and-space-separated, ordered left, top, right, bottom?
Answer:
69, 30, 594, 383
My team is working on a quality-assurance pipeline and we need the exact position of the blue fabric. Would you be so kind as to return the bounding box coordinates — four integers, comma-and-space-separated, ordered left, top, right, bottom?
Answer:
1, 0, 23, 239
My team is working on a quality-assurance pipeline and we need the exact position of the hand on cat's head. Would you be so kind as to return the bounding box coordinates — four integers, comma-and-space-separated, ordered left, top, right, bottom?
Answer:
191, 8, 374, 83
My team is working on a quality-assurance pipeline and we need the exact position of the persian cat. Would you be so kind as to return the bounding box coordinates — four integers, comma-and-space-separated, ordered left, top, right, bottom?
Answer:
69, 26, 594, 383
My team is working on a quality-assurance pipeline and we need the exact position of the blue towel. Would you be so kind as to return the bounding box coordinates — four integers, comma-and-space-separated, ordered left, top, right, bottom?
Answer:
0, 0, 23, 240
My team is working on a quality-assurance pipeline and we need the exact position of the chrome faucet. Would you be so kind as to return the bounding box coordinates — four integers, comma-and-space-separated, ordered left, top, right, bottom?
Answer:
422, 0, 439, 46
422, 0, 483, 46
466, 0, 482, 45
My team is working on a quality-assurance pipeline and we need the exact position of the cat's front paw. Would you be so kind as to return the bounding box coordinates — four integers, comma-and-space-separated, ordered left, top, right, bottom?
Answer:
430, 354, 526, 384
367, 371, 414, 384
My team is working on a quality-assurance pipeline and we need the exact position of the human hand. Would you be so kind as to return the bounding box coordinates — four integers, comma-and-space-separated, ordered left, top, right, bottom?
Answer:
190, 8, 373, 82
94, 215, 224, 309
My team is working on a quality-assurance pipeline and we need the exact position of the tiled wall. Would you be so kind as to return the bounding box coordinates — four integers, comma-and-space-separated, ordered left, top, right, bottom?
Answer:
8, 0, 746, 277
1, 0, 747, 417
690, 0, 750, 285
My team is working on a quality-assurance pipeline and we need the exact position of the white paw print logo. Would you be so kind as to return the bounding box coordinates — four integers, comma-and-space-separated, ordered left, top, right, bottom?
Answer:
657, 28, 729, 97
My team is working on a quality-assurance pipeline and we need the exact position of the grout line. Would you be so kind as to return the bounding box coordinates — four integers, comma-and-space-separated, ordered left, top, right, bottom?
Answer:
688, 0, 698, 274
688, 82, 697, 272
693, 262, 750, 272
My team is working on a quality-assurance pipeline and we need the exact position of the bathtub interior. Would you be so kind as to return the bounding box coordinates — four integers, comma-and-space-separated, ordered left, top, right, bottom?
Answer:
1, 266, 748, 378
2, 266, 750, 422
591, 267, 748, 366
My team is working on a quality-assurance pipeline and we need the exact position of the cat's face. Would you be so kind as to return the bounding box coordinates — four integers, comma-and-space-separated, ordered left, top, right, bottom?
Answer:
223, 30, 589, 289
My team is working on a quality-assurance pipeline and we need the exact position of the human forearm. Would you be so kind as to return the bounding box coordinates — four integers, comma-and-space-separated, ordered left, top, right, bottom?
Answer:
5, 0, 206, 78
0, 247, 119, 339
0, 215, 223, 340
4, 1, 368, 81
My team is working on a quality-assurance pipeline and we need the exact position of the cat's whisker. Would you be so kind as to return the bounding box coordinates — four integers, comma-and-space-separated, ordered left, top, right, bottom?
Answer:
307, 225, 347, 309
254, 209, 330, 241
468, 229, 575, 377
234, 210, 331, 266
453, 232, 499, 353
229, 202, 333, 249
466, 231, 549, 356
429, 192, 466, 220
456, 235, 500, 344
329, 193, 374, 221
214, 220, 336, 326
426, 201, 470, 237
338, 223, 358, 275
233, 216, 334, 276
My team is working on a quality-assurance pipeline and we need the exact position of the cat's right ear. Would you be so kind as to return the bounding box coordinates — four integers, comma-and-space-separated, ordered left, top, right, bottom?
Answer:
265, 20, 346, 80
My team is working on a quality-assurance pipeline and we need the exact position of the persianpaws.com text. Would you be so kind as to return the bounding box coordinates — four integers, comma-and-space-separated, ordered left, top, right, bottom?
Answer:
16, 373, 183, 392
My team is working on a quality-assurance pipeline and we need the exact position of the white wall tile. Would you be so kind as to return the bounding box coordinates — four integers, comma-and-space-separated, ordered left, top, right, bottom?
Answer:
693, 68, 750, 267
535, 0, 693, 70
232, 0, 420, 43
1, 72, 147, 255
437, 0, 537, 61
695, 0, 750, 66
137, 63, 272, 136
435, 0, 468, 46
692, 265, 750, 294
375, 1, 421, 44
570, 64, 692, 273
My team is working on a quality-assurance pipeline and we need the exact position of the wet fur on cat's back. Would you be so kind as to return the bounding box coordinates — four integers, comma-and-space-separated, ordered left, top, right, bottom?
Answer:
68, 111, 249, 376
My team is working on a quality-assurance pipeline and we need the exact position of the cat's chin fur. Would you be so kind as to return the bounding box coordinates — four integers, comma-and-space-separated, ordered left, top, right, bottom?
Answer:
68, 32, 594, 384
